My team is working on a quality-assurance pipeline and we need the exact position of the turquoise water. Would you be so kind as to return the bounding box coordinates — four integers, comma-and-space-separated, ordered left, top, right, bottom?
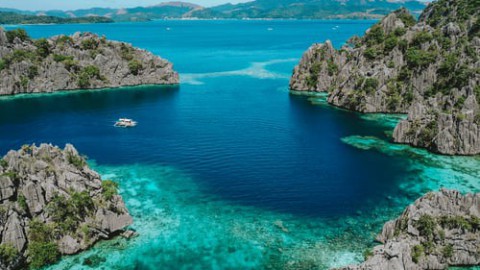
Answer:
1, 21, 479, 269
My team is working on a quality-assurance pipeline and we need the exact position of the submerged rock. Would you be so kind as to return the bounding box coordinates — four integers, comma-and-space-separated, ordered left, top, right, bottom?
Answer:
0, 28, 179, 96
290, 0, 480, 155
0, 144, 132, 269
335, 189, 480, 270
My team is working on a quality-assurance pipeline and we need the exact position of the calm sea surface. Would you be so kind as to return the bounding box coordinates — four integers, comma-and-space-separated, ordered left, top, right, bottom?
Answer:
1, 20, 479, 269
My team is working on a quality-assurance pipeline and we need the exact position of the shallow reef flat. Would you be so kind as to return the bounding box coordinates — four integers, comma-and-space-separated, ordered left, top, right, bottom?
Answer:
47, 149, 480, 270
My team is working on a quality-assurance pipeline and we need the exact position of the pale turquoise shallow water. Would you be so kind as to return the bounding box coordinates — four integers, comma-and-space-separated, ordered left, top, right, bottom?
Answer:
0, 20, 478, 269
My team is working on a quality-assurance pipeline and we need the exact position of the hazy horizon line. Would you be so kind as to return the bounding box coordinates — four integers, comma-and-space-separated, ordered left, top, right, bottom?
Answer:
0, 0, 432, 12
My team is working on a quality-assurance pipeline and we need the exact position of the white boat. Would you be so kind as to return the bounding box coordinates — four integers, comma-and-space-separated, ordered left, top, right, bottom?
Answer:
114, 118, 137, 128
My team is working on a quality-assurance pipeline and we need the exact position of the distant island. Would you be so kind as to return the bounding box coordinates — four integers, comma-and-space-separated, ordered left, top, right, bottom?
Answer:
0, 11, 113, 25
290, 0, 480, 155
0, 27, 179, 96
190, 0, 427, 20
0, 0, 428, 22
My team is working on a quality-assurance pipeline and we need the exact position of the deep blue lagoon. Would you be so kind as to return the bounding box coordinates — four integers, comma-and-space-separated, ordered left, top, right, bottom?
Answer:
1, 20, 479, 269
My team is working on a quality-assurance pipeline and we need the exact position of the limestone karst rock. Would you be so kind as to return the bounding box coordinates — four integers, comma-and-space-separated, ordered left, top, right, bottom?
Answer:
0, 144, 132, 269
0, 29, 179, 96
290, 0, 480, 155
335, 189, 480, 270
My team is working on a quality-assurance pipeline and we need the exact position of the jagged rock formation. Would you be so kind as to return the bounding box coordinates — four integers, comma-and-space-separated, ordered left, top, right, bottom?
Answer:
290, 0, 480, 155
335, 189, 480, 270
0, 28, 179, 96
0, 144, 132, 269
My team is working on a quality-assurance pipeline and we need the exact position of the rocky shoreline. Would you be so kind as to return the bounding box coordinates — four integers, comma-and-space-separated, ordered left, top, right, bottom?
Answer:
335, 189, 480, 270
290, 0, 480, 155
0, 144, 132, 269
0, 28, 179, 96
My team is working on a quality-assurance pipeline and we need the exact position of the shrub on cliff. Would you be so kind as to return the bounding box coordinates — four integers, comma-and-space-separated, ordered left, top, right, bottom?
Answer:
53, 54, 73, 63
34, 38, 50, 58
363, 78, 379, 93
55, 35, 73, 46
365, 25, 385, 46
411, 31, 433, 47
397, 12, 416, 27
411, 244, 424, 263
120, 43, 134, 61
81, 38, 99, 50
364, 47, 379, 60
47, 191, 94, 233
67, 152, 86, 168
28, 66, 39, 79
416, 215, 437, 240
27, 219, 60, 269
0, 59, 6, 71
0, 244, 18, 265
10, 49, 37, 63
384, 35, 399, 52
28, 241, 60, 269
0, 159, 7, 168
128, 60, 143, 75
63, 59, 79, 72
405, 48, 437, 68
5, 28, 29, 43
102, 180, 119, 200
77, 65, 102, 88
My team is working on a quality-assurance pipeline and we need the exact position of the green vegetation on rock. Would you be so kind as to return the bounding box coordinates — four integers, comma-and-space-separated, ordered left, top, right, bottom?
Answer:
405, 48, 437, 68
365, 25, 385, 46
416, 215, 437, 240
81, 38, 99, 51
5, 28, 29, 43
0, 159, 7, 168
363, 47, 379, 60
47, 191, 94, 233
33, 38, 50, 58
67, 152, 86, 169
77, 65, 102, 88
411, 244, 424, 263
17, 194, 28, 211
27, 219, 60, 269
128, 60, 143, 76
0, 244, 18, 265
101, 180, 119, 200
53, 54, 74, 63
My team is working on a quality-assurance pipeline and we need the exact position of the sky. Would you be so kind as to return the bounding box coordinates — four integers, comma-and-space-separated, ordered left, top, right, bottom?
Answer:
0, 0, 252, 11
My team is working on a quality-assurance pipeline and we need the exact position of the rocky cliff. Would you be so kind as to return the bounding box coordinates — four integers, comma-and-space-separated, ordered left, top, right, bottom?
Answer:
290, 0, 480, 155
0, 144, 132, 269
0, 28, 179, 96
335, 189, 480, 270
